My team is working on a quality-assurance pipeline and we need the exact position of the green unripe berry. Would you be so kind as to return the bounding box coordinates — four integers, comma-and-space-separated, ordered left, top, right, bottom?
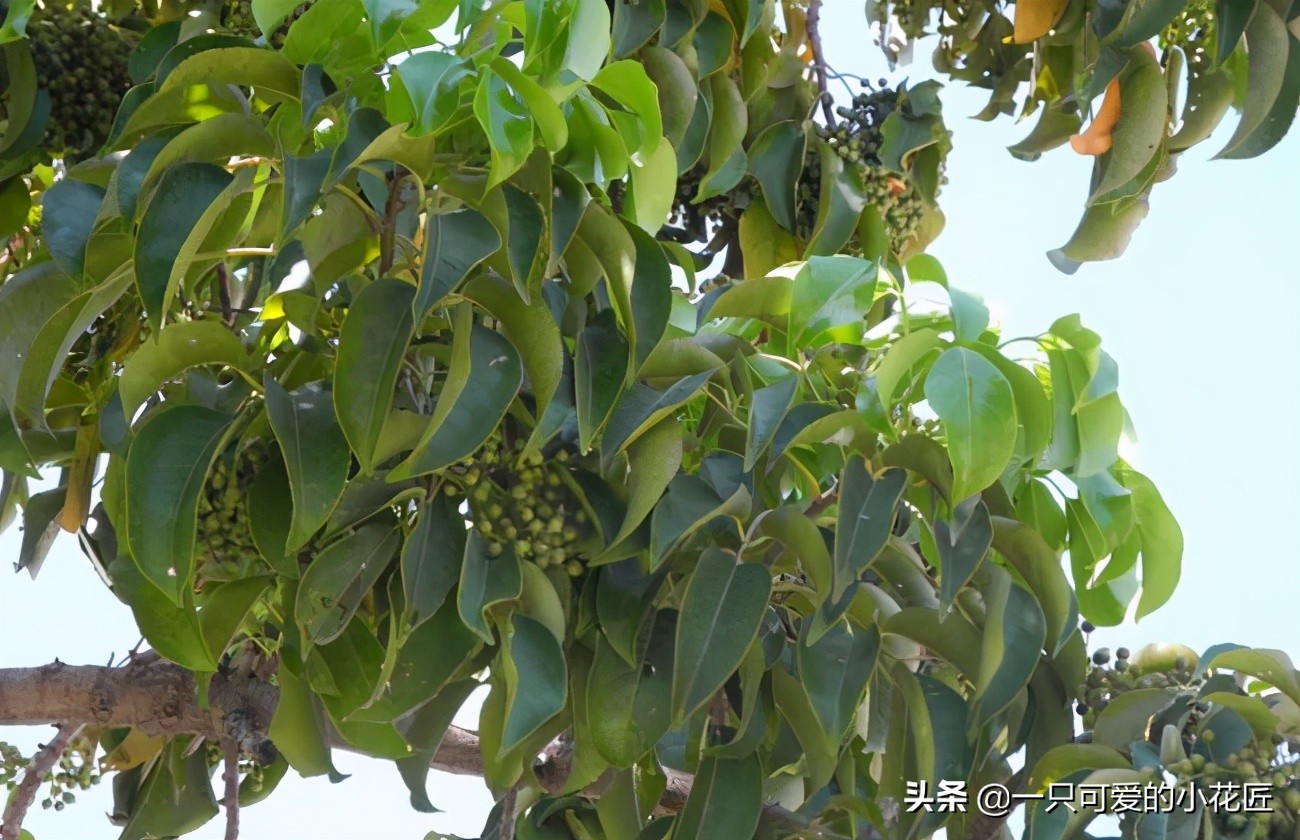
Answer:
566, 560, 584, 577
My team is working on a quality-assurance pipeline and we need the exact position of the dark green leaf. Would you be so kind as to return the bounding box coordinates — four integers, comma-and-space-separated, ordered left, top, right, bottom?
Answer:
458, 530, 523, 643
833, 459, 906, 601
334, 278, 415, 474
402, 493, 467, 631
672, 549, 771, 722
416, 208, 499, 317
296, 520, 400, 645
673, 755, 762, 840
42, 179, 103, 280
391, 324, 522, 478
747, 121, 806, 230
15, 486, 63, 577
576, 317, 630, 453
501, 613, 568, 753
743, 374, 798, 472
936, 497, 992, 611
134, 163, 232, 328
797, 621, 880, 741
265, 380, 350, 552
588, 610, 676, 768
974, 568, 1046, 726
125, 405, 232, 605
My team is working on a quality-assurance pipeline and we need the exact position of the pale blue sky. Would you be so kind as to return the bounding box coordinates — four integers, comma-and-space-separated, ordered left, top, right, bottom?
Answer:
3, 6, 1297, 838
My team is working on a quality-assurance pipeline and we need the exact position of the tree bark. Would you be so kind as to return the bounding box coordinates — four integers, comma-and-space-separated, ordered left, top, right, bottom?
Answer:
0, 661, 879, 837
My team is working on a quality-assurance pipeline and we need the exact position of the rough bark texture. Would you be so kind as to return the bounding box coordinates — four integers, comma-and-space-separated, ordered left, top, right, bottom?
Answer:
0, 661, 896, 838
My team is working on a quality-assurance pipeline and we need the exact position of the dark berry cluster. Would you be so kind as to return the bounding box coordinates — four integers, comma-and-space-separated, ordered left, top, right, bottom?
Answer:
27, 4, 134, 161
1074, 645, 1195, 729
197, 440, 272, 583
454, 435, 594, 576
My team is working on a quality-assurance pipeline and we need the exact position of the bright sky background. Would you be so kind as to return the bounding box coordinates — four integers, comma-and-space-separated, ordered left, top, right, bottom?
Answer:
3, 5, 1298, 838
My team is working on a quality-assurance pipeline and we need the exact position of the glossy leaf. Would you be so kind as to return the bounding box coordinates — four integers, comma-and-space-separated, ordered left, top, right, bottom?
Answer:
296, 520, 400, 645
672, 549, 771, 723
924, 347, 1017, 502
833, 459, 906, 601
125, 405, 232, 604
265, 380, 350, 552
401, 494, 466, 631
500, 613, 568, 754
334, 279, 415, 474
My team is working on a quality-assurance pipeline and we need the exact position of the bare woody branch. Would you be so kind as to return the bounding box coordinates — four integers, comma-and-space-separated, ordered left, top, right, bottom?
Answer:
1, 723, 82, 840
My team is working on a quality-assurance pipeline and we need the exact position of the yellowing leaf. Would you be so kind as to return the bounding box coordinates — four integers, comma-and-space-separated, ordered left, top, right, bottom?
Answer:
1014, 0, 1068, 43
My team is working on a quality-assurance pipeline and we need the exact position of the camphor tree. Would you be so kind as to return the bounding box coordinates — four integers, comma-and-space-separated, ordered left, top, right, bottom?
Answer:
0, 0, 1297, 838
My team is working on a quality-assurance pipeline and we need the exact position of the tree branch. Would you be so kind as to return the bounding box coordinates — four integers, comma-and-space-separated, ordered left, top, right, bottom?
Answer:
0, 661, 895, 837
222, 740, 240, 840
807, 0, 837, 127
0, 723, 82, 840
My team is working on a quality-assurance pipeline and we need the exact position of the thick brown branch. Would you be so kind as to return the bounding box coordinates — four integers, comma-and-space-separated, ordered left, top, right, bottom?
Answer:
1, 724, 81, 840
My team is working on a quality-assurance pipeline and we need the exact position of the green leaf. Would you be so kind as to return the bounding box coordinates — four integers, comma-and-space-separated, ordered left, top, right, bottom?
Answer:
251, 0, 307, 34
297, 520, 400, 645
395, 680, 479, 812
600, 368, 715, 467
108, 552, 216, 674
748, 121, 806, 231
462, 271, 562, 426
672, 755, 762, 840
1026, 743, 1130, 792
474, 69, 534, 191
402, 494, 467, 631
334, 279, 415, 474
1089, 50, 1167, 202
247, 455, 298, 578
1047, 198, 1150, 274
649, 474, 749, 569
588, 610, 676, 768
391, 324, 522, 478
640, 45, 696, 148
42, 179, 103, 280
415, 208, 499, 317
833, 459, 907, 601
608, 418, 683, 550
269, 664, 346, 780
458, 530, 523, 643
15, 487, 62, 577
672, 549, 771, 723
118, 320, 249, 418
924, 347, 1017, 502
1206, 648, 1300, 707
358, 594, 481, 722
265, 380, 350, 552
936, 497, 992, 611
134, 163, 232, 328
797, 621, 880, 741
198, 576, 272, 662
563, 0, 611, 81
627, 140, 678, 234
389, 52, 471, 137
1092, 688, 1176, 750
592, 60, 663, 157
576, 317, 630, 453
489, 57, 568, 150
155, 45, 300, 104
501, 614, 568, 754
1122, 469, 1182, 620
974, 568, 1046, 727
990, 517, 1073, 652
1216, 2, 1291, 159
789, 256, 881, 348
125, 405, 232, 605
743, 374, 798, 471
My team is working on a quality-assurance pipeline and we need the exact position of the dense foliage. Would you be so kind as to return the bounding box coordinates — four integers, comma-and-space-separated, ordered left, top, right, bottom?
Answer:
0, 0, 1297, 839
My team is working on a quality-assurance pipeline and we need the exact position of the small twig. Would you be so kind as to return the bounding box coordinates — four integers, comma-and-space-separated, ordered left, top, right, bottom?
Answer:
215, 263, 235, 326
499, 786, 518, 840
807, 0, 836, 126
222, 740, 240, 840
1, 724, 82, 840
378, 165, 411, 276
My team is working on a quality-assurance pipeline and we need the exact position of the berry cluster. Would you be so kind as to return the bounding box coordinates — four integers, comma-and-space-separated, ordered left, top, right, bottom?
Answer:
28, 5, 133, 161
456, 435, 594, 577
1167, 743, 1299, 838
1160, 0, 1217, 73
802, 84, 930, 255
197, 440, 272, 583
1074, 645, 1196, 730
220, 0, 310, 46
0, 735, 101, 812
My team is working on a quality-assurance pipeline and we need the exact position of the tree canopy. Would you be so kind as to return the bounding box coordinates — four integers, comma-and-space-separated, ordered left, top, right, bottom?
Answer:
0, 0, 1297, 839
